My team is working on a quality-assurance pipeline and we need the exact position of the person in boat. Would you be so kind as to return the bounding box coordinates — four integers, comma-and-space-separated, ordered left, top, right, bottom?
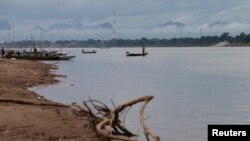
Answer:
1, 47, 5, 57
142, 46, 145, 54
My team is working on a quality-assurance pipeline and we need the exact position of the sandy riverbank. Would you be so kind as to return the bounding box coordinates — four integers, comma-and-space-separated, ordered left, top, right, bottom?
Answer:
0, 58, 99, 141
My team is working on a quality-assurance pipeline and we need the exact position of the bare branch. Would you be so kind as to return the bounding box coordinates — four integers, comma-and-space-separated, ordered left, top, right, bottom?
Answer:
79, 95, 160, 141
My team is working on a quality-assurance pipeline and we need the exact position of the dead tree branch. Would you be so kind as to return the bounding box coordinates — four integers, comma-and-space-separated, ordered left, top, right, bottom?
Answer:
139, 96, 160, 141
78, 95, 160, 141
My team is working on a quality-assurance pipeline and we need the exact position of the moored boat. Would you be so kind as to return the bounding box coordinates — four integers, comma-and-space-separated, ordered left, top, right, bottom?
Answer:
57, 55, 76, 60
7, 54, 75, 60
4, 49, 75, 60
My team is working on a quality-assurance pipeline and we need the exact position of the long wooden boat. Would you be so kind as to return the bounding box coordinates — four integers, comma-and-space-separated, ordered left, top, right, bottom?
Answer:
3, 49, 75, 60
57, 55, 75, 60
126, 52, 148, 57
6, 54, 75, 60
82, 49, 97, 54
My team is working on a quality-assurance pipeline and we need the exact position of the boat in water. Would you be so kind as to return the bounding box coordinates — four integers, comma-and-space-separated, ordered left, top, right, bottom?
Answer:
82, 49, 97, 54
126, 52, 148, 56
126, 46, 148, 57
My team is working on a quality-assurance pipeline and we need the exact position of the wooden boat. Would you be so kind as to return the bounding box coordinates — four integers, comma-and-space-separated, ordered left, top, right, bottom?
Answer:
57, 55, 75, 60
126, 52, 148, 57
8, 55, 75, 60
5, 51, 75, 60
126, 46, 148, 57
82, 49, 96, 54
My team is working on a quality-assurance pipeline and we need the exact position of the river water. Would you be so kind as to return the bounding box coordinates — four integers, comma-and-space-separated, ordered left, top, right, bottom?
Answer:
33, 47, 250, 141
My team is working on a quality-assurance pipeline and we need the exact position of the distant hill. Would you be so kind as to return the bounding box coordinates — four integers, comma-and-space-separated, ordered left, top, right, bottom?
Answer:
158, 21, 185, 28
209, 21, 227, 28
48, 22, 112, 30
96, 22, 112, 29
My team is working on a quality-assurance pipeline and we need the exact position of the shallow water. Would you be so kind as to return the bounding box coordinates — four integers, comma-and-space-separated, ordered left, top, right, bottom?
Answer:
34, 47, 250, 141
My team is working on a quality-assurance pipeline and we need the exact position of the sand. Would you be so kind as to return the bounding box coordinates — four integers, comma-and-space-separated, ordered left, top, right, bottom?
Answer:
0, 58, 99, 141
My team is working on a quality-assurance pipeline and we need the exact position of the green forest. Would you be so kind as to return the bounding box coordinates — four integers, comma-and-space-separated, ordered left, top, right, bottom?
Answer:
2, 32, 250, 48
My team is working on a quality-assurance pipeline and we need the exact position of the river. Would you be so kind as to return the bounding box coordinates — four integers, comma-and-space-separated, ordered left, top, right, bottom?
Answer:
33, 47, 250, 141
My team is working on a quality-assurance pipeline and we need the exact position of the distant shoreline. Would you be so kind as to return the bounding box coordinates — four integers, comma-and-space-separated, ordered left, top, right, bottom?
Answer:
2, 32, 250, 48
2, 45, 250, 49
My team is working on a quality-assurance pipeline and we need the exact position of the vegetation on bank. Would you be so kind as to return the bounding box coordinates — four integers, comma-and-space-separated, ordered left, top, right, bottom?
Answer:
2, 32, 250, 47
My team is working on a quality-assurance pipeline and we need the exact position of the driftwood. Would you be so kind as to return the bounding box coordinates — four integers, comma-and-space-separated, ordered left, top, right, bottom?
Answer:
75, 95, 160, 141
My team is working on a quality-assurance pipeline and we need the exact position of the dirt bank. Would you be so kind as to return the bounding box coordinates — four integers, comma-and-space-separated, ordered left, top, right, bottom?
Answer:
0, 58, 99, 141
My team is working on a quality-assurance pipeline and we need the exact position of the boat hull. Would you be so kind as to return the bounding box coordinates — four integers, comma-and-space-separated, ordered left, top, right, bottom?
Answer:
82, 51, 96, 54
81, 49, 96, 54
8, 55, 75, 60
126, 52, 148, 57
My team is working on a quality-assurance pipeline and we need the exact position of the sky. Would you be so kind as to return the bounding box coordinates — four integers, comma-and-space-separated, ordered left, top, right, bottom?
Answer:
1, 0, 250, 41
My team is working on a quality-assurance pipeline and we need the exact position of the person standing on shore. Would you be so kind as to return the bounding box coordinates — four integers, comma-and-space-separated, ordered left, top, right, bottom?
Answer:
1, 47, 5, 57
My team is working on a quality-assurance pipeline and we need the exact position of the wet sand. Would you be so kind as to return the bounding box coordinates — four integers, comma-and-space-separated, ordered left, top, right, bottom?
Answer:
0, 58, 99, 141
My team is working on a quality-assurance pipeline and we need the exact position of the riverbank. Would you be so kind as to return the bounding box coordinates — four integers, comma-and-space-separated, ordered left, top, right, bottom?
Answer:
0, 58, 99, 141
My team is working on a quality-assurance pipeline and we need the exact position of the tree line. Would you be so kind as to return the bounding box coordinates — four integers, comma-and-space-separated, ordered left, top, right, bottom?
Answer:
2, 32, 250, 48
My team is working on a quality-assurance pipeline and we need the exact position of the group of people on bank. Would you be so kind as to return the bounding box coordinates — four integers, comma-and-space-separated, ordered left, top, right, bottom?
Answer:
1, 47, 38, 58
1, 47, 5, 58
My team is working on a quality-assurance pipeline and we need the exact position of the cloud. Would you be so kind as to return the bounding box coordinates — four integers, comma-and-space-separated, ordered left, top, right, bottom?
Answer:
0, 21, 11, 31
1, 0, 250, 40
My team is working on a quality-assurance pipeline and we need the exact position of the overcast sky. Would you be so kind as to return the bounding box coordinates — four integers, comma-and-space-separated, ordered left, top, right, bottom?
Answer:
1, 0, 250, 41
